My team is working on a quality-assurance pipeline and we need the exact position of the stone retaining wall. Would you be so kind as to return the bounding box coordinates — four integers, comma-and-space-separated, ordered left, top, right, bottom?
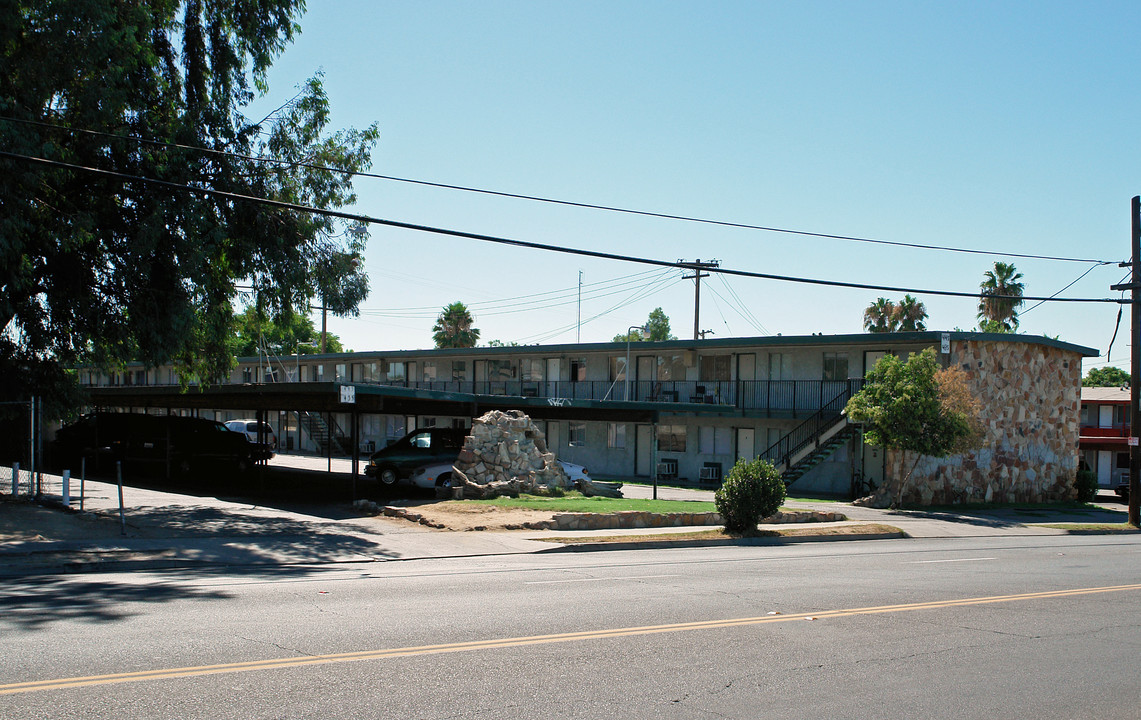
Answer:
873, 339, 1082, 506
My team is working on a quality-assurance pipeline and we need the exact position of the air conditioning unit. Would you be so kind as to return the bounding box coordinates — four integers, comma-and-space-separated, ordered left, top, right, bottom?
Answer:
700, 467, 719, 481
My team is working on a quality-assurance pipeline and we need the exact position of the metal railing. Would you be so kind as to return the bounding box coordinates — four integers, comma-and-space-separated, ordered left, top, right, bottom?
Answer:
759, 381, 860, 469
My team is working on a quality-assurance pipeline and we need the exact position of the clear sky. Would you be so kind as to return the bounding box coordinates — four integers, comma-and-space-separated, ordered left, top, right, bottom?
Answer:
247, 1, 1141, 373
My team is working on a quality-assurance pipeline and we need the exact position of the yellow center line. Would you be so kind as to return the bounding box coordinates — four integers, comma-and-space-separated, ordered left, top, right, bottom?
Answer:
4, 583, 1139, 696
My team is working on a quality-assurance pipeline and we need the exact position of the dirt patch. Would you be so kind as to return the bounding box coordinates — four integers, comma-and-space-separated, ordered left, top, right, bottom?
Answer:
385, 502, 558, 531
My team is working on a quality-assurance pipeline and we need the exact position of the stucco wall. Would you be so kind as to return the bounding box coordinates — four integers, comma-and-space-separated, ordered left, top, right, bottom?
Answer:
876, 340, 1082, 506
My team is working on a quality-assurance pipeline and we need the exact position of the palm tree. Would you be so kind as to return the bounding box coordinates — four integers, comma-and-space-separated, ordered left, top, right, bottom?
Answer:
977, 262, 1024, 332
863, 298, 898, 333
432, 301, 480, 348
895, 294, 928, 331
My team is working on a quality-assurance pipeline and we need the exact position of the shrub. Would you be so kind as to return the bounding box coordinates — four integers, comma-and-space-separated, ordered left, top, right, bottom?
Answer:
1074, 468, 1099, 503
715, 458, 786, 534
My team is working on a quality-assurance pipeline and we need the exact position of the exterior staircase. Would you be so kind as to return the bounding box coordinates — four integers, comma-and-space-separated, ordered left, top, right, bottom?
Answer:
759, 382, 859, 486
295, 411, 348, 456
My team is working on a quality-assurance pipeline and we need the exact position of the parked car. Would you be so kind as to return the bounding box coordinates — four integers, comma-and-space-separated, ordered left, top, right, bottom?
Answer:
52, 412, 253, 476
365, 427, 466, 485
408, 461, 458, 490
559, 460, 590, 488
224, 419, 277, 460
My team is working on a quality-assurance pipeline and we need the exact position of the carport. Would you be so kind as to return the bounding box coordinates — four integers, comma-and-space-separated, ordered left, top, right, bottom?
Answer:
85, 381, 736, 491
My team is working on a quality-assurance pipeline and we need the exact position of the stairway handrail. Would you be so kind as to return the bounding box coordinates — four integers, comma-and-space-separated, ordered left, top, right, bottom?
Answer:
759, 379, 862, 469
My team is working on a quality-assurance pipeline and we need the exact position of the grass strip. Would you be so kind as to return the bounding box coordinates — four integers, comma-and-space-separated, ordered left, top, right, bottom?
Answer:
531, 523, 905, 544
452, 492, 718, 514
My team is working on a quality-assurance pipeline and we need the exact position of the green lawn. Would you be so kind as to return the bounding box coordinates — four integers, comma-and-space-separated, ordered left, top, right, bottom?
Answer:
459, 492, 718, 514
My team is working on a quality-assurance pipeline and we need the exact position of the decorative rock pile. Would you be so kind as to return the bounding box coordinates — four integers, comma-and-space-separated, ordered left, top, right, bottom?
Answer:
452, 410, 572, 499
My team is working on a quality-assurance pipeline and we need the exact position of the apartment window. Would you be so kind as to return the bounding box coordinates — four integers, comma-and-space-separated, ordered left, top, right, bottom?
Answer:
314, 364, 325, 382
823, 352, 849, 382
488, 359, 516, 380
609, 356, 627, 382
422, 362, 437, 382
386, 361, 406, 382
520, 359, 544, 382
657, 425, 687, 452
699, 426, 732, 455
242, 367, 253, 383
699, 356, 731, 382
568, 422, 586, 447
451, 361, 467, 381
360, 362, 379, 383
607, 423, 627, 449
657, 355, 686, 381
570, 359, 586, 382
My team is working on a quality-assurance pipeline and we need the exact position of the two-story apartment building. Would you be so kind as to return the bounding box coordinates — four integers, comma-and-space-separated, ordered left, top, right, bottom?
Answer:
1079, 386, 1130, 490
80, 331, 1096, 505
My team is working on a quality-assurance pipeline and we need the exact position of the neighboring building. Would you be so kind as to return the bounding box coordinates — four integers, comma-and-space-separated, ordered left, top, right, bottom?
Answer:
1079, 386, 1131, 489
79, 331, 1096, 504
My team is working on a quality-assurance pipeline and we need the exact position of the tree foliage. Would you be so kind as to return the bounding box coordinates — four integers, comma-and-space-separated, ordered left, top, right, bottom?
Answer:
1082, 366, 1130, 387
0, 1, 378, 404
614, 307, 677, 342
863, 295, 928, 333
433, 302, 480, 349
977, 262, 1025, 333
845, 348, 982, 505
232, 306, 341, 358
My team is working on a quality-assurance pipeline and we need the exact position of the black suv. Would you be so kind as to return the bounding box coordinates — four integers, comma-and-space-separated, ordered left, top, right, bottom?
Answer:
365, 427, 466, 485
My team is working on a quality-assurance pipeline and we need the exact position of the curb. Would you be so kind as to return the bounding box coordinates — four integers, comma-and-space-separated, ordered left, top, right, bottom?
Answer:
537, 530, 908, 553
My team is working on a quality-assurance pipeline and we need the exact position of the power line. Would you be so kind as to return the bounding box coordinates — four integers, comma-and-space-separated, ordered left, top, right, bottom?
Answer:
0, 149, 1122, 307
0, 114, 1118, 265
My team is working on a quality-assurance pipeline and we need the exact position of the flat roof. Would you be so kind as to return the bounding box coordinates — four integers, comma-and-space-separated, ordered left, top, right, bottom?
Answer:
225, 331, 1099, 365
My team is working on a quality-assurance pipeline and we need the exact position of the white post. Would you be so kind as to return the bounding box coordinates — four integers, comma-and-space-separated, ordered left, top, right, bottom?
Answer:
62, 470, 71, 508
80, 457, 86, 511
10, 462, 17, 495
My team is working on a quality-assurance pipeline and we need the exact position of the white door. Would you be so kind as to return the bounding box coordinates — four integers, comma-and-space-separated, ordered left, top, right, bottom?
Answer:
636, 424, 653, 476
1098, 450, 1113, 487
637, 356, 655, 400
546, 422, 561, 455
864, 351, 888, 376
863, 442, 884, 487
1099, 405, 1114, 428
545, 358, 560, 397
735, 428, 754, 463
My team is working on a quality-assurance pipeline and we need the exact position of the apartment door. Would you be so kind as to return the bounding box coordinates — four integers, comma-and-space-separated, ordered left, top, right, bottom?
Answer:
1098, 450, 1113, 486
636, 356, 655, 400
1099, 405, 1114, 428
545, 358, 561, 397
546, 421, 561, 455
863, 442, 885, 488
636, 424, 653, 476
736, 354, 754, 407
735, 427, 754, 463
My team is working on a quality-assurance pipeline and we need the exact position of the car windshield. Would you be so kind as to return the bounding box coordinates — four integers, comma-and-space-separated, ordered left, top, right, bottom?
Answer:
410, 433, 431, 448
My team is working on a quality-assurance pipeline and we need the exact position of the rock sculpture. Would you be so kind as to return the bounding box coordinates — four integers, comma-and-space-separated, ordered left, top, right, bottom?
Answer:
452, 410, 572, 499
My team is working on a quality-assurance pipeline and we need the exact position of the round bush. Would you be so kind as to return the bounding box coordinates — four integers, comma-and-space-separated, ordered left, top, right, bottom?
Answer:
1074, 468, 1098, 503
715, 458, 786, 534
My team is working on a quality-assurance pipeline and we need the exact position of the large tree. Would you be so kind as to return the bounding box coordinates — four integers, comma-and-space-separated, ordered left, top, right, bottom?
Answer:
845, 348, 982, 507
1083, 366, 1130, 388
863, 298, 898, 333
978, 262, 1025, 333
0, 1, 377, 408
895, 294, 928, 332
232, 306, 341, 358
614, 307, 677, 342
433, 302, 480, 349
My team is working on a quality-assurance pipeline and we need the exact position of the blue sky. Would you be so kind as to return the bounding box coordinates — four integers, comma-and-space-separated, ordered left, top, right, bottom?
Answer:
248, 1, 1141, 372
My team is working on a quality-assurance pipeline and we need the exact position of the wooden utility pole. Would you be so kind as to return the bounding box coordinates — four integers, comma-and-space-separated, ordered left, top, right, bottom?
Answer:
1112, 196, 1141, 527
681, 259, 720, 341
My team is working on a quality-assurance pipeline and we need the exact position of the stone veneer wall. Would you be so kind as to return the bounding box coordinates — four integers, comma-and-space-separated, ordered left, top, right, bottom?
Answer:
875, 340, 1082, 506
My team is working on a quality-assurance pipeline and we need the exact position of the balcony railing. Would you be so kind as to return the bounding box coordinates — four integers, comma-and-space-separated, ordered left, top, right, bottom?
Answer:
356, 378, 864, 415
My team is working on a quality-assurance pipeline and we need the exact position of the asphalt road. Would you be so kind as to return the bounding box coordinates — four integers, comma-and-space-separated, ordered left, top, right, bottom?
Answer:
3, 534, 1140, 719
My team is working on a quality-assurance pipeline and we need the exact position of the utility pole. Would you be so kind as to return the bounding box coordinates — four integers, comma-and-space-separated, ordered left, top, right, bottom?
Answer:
1111, 196, 1141, 527
680, 259, 720, 341
577, 270, 582, 343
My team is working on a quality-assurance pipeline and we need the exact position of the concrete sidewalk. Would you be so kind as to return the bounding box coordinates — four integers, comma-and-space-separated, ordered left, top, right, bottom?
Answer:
1, 473, 1133, 577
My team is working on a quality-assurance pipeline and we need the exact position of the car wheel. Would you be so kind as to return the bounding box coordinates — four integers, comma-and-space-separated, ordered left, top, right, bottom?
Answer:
435, 472, 452, 489
379, 467, 398, 485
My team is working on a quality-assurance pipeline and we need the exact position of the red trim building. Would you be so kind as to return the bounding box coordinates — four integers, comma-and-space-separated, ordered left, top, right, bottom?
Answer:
1079, 387, 1130, 489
